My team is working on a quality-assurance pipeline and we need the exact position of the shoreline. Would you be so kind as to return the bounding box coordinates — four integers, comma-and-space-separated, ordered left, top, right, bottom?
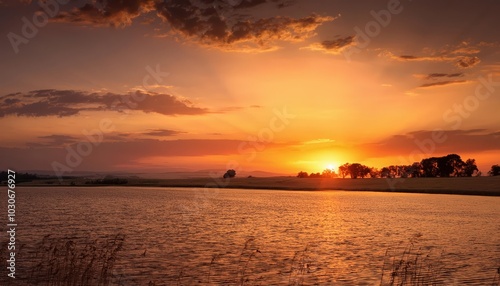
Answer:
17, 176, 500, 197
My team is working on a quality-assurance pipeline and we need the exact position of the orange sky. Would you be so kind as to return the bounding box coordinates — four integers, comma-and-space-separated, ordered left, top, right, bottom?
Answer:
0, 0, 499, 176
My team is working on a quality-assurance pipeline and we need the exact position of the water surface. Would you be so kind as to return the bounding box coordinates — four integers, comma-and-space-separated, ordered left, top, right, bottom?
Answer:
1, 187, 499, 285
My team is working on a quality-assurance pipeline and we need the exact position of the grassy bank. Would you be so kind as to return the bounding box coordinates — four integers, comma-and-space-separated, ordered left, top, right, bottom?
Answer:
18, 176, 500, 196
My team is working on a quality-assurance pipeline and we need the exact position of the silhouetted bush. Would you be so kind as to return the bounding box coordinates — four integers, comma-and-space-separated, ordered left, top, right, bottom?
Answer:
223, 169, 236, 178
489, 164, 500, 176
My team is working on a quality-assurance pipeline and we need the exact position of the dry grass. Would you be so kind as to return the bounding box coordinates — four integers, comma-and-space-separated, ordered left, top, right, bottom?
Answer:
287, 245, 311, 286
380, 235, 445, 286
0, 234, 125, 286
237, 239, 262, 286
2, 235, 498, 285
492, 267, 500, 286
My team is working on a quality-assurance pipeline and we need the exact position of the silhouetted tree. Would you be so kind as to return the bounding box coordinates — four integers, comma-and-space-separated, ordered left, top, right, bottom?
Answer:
420, 154, 479, 177
360, 165, 371, 178
309, 172, 322, 178
347, 163, 362, 179
300, 154, 478, 179
436, 154, 464, 177
339, 163, 350, 179
380, 167, 391, 178
338, 163, 371, 179
489, 164, 500, 176
369, 168, 379, 178
399, 166, 408, 178
223, 169, 236, 178
409, 162, 422, 177
421, 157, 439, 177
389, 165, 400, 178
297, 171, 309, 178
460, 159, 478, 177
378, 164, 421, 178
321, 168, 337, 178
86, 176, 128, 185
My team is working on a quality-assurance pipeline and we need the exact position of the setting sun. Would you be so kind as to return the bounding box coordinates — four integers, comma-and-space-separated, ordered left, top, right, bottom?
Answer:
326, 163, 338, 171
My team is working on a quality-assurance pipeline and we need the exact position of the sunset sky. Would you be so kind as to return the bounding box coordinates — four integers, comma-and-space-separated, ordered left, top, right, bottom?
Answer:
1, 0, 499, 176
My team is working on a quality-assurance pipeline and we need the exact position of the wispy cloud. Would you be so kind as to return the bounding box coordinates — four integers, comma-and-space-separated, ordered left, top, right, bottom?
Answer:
302, 36, 355, 54
381, 42, 487, 69
385, 52, 481, 69
418, 80, 470, 88
302, 138, 336, 145
27, 135, 78, 147
425, 73, 464, 80
142, 129, 184, 137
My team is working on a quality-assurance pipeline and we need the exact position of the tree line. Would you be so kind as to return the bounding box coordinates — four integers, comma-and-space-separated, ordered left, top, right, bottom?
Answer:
85, 175, 128, 185
297, 154, 500, 179
0, 171, 39, 183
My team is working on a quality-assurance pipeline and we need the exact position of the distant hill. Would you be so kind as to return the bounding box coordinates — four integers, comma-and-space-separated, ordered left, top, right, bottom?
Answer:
17, 169, 290, 180
134, 170, 289, 179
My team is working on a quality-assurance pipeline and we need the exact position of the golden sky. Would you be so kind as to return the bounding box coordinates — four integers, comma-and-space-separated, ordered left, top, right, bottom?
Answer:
0, 0, 499, 175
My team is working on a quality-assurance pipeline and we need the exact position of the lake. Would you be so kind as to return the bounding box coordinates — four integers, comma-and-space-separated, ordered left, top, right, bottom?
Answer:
1, 187, 499, 285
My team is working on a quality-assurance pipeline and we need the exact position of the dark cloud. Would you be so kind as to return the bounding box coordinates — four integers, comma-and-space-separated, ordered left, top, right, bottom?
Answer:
456, 56, 481, 68
275, 0, 296, 9
230, 0, 267, 9
156, 0, 333, 51
4, 100, 81, 117
389, 54, 481, 68
321, 37, 354, 49
27, 135, 79, 148
4, 98, 21, 104
53, 0, 156, 27
104, 133, 132, 141
419, 80, 468, 88
399, 55, 418, 60
303, 36, 355, 54
142, 129, 184, 136
417, 72, 468, 89
47, 0, 332, 51
0, 89, 208, 117
385, 42, 483, 69
426, 73, 463, 80
39, 134, 78, 144
132, 92, 208, 115
228, 0, 295, 9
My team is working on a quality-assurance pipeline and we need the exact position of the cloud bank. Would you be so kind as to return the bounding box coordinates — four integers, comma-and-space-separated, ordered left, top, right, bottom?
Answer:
49, 0, 333, 52
0, 89, 208, 117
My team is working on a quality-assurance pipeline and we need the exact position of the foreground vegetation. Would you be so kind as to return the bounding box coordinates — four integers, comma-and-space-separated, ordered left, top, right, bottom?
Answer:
1, 235, 498, 285
0, 235, 124, 286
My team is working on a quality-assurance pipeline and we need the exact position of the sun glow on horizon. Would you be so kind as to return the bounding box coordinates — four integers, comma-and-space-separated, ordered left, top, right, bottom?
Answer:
326, 163, 339, 172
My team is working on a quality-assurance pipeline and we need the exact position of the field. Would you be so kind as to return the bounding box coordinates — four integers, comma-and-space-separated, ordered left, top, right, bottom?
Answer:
23, 176, 500, 196
152, 176, 500, 196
